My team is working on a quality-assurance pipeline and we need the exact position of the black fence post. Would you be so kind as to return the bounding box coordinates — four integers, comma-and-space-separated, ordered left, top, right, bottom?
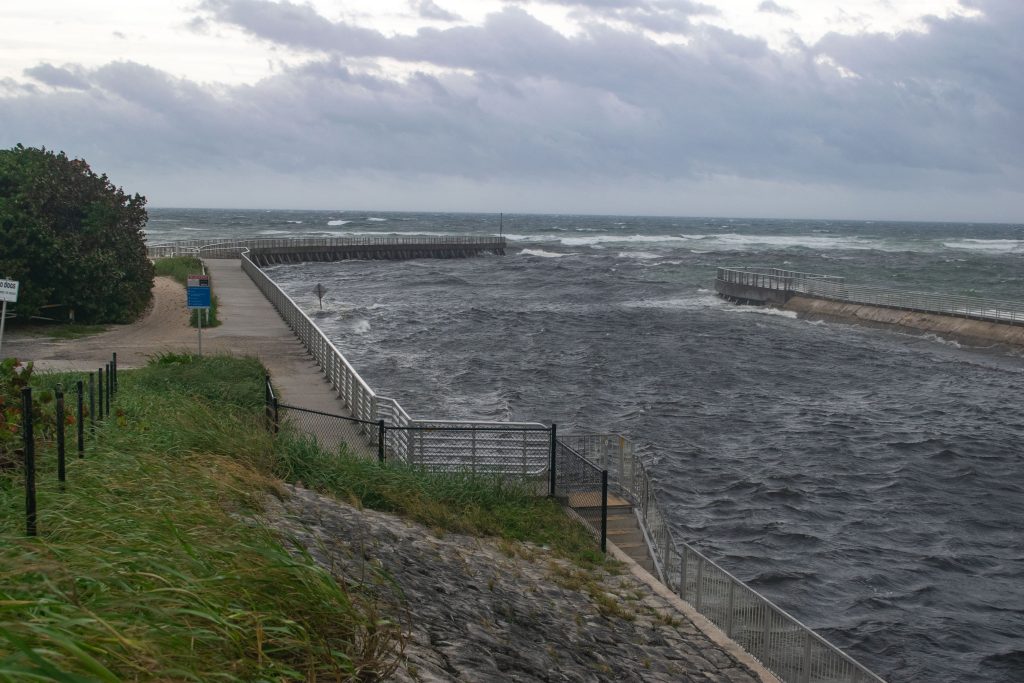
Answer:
377, 420, 386, 463
112, 352, 117, 394
601, 470, 609, 554
548, 423, 557, 497
22, 387, 36, 537
105, 363, 111, 414
98, 367, 105, 421
89, 372, 95, 433
56, 385, 66, 489
76, 380, 84, 457
272, 394, 279, 435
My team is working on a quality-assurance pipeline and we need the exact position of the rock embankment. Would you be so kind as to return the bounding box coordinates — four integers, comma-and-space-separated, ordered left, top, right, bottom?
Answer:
263, 484, 768, 683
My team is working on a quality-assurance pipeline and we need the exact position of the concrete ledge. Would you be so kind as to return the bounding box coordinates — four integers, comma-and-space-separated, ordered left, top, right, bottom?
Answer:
783, 295, 1024, 347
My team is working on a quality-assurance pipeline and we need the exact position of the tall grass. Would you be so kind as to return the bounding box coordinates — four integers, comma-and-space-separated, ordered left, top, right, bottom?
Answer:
152, 257, 220, 328
0, 354, 398, 680
2, 353, 607, 679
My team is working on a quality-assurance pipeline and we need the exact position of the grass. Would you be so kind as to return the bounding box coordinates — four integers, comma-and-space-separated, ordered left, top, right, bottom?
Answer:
1, 353, 609, 679
152, 256, 221, 328
271, 435, 606, 568
4, 322, 108, 340
0, 355, 399, 681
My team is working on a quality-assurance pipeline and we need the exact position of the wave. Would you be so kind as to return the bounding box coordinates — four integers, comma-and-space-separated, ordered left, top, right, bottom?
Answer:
520, 248, 569, 258
259, 229, 292, 235
621, 294, 723, 310
727, 306, 799, 319
619, 251, 661, 259
367, 217, 387, 222
327, 220, 351, 226
942, 239, 1024, 253
286, 220, 303, 224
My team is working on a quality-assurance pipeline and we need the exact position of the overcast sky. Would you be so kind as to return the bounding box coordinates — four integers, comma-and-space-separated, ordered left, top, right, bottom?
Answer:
1, 0, 1021, 222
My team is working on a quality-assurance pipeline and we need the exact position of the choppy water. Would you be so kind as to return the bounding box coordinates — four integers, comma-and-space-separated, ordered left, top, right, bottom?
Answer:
150, 209, 1024, 682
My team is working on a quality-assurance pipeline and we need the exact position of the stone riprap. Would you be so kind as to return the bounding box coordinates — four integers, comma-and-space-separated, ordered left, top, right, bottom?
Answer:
262, 484, 767, 683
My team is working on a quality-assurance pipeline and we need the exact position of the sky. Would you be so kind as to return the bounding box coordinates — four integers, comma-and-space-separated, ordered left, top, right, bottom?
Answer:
1, 0, 1022, 222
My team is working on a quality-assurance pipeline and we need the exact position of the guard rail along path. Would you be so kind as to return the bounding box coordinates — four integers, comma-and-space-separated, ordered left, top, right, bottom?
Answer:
716, 266, 1024, 324
149, 237, 886, 683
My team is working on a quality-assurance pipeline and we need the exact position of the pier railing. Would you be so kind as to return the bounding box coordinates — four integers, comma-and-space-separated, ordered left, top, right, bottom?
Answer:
717, 266, 1024, 325
148, 235, 506, 259
560, 433, 885, 683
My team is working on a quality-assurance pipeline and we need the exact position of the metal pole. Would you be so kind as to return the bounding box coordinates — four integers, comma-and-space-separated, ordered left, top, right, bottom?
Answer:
272, 395, 279, 434
197, 309, 203, 357
548, 423, 557, 497
98, 367, 104, 420
0, 299, 7, 357
88, 372, 95, 432
601, 470, 608, 553
56, 385, 65, 488
22, 387, 36, 536
378, 420, 386, 462
112, 352, 117, 394
76, 380, 84, 457
105, 363, 111, 415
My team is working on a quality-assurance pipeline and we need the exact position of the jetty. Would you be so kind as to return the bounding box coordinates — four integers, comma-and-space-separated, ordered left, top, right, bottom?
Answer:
716, 266, 1024, 345
148, 235, 506, 265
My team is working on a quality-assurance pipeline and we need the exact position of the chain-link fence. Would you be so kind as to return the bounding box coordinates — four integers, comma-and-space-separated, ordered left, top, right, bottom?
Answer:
277, 403, 381, 461
384, 422, 550, 476
552, 439, 608, 552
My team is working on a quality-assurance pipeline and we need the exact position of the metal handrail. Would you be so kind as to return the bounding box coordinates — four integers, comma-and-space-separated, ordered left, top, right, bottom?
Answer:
147, 235, 506, 258
717, 267, 1024, 325
557, 433, 885, 683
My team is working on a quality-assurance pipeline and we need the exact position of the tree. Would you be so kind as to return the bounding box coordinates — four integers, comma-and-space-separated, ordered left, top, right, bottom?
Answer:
0, 145, 153, 323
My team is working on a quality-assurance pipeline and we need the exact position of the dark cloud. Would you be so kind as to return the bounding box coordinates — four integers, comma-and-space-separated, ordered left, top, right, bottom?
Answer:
412, 0, 461, 22
0, 0, 1020, 220
757, 1, 795, 16
23, 64, 91, 90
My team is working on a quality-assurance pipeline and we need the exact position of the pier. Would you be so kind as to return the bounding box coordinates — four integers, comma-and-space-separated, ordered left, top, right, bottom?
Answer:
148, 235, 506, 264
716, 266, 1024, 326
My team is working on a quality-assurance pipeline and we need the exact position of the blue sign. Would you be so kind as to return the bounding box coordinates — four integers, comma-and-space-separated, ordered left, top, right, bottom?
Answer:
187, 286, 211, 309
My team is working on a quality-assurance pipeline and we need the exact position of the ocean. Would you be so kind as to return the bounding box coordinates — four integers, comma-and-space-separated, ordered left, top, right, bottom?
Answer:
148, 208, 1024, 682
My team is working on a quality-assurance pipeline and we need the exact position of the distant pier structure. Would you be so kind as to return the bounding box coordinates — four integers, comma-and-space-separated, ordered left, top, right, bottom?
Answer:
715, 266, 1024, 326
148, 236, 506, 264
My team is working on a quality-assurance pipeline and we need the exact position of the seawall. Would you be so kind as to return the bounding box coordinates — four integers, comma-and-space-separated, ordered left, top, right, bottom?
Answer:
783, 295, 1024, 347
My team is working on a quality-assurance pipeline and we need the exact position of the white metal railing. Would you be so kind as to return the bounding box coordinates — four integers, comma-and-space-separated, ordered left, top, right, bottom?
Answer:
717, 266, 1024, 325
148, 235, 505, 259
238, 248, 542, 471
558, 433, 885, 683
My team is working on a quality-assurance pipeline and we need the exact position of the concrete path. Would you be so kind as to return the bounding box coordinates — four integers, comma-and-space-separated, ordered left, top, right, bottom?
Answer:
7, 259, 356, 419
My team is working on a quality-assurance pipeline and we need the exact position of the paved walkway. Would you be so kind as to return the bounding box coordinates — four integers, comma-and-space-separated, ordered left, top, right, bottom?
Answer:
7, 259, 355, 417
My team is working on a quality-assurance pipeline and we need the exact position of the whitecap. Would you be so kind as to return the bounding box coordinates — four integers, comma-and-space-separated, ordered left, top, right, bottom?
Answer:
352, 319, 371, 334
618, 251, 660, 259
728, 306, 799, 319
520, 248, 569, 258
367, 217, 387, 222
327, 220, 351, 226
942, 239, 1023, 254
286, 220, 303, 224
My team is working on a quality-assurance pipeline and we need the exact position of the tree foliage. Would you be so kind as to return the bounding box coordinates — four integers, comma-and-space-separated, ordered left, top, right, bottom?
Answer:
0, 145, 153, 324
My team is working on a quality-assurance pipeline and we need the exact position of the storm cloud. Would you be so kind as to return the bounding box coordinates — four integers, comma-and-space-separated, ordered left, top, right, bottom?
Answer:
0, 0, 1020, 219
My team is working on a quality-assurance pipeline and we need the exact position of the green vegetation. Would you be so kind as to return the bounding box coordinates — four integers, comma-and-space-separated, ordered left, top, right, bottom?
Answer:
7, 323, 108, 340
274, 437, 605, 567
0, 145, 153, 325
1, 354, 605, 679
153, 256, 221, 327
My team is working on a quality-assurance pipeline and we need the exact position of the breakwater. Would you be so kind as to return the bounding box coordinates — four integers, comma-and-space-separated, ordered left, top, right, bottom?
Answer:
715, 266, 1024, 344
148, 235, 506, 263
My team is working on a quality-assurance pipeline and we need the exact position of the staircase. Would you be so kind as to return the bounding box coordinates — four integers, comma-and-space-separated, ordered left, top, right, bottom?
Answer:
569, 494, 657, 576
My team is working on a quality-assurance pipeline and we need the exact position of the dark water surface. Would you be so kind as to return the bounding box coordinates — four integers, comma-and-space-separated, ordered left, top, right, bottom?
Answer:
151, 209, 1024, 682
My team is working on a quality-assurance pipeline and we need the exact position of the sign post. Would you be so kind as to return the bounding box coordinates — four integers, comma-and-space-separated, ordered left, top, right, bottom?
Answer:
186, 274, 211, 357
0, 278, 19, 357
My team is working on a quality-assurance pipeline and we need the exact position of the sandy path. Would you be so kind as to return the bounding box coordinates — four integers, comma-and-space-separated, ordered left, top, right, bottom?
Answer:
3, 277, 197, 371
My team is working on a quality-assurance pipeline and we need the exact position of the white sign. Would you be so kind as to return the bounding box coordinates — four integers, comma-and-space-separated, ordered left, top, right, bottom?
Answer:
0, 279, 18, 303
